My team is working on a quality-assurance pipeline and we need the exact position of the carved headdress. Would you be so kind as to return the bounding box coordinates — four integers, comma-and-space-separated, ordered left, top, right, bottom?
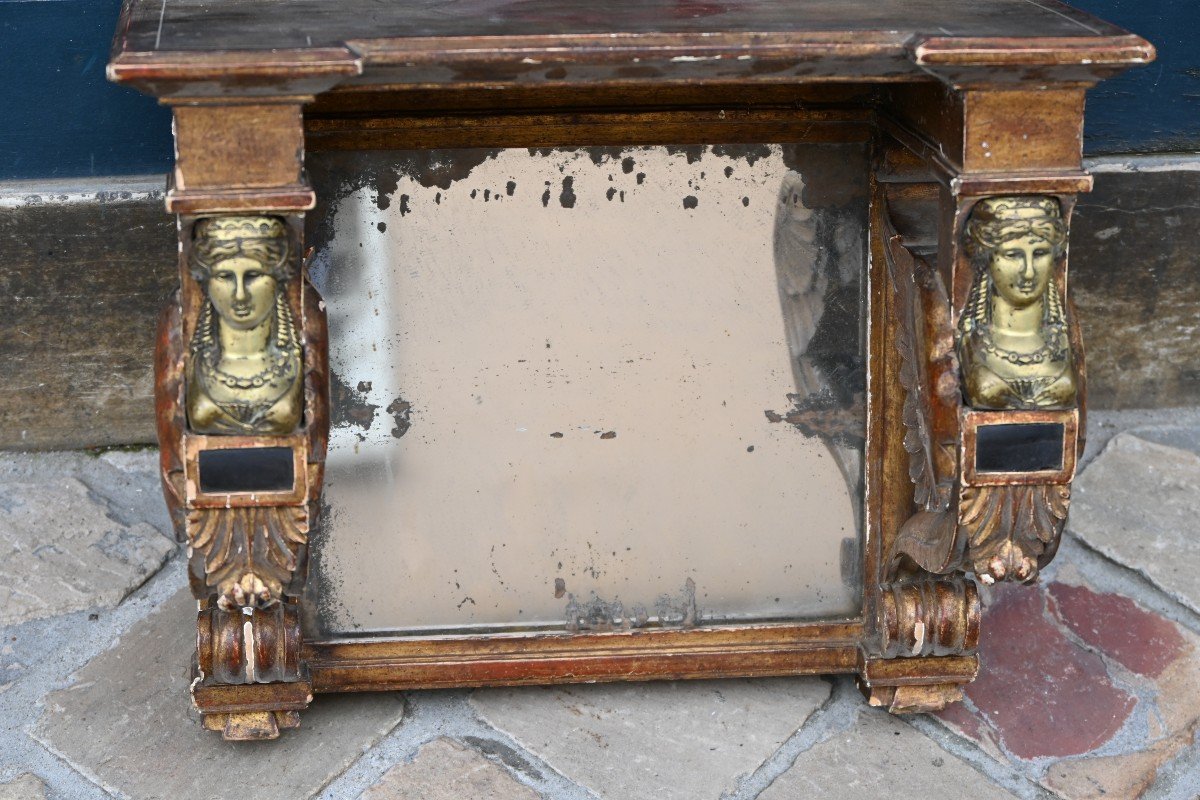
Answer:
965, 196, 1066, 259
961, 196, 1068, 338
190, 216, 292, 283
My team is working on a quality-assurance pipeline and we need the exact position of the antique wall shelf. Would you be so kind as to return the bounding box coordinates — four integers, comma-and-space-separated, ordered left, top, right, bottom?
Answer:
108, 0, 1152, 740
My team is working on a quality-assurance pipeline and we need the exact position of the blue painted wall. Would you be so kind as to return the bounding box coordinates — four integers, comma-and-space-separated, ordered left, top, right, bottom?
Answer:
0, 0, 173, 180
0, 0, 1194, 180
1070, 0, 1200, 155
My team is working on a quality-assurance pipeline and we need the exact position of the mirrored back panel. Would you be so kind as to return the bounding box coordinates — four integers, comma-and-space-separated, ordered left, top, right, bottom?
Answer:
305, 143, 868, 637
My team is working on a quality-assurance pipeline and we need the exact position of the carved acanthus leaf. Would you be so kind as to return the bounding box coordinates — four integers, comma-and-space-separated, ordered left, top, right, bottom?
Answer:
888, 233, 939, 511
188, 506, 308, 610
888, 508, 962, 576
960, 483, 1069, 585
882, 204, 963, 577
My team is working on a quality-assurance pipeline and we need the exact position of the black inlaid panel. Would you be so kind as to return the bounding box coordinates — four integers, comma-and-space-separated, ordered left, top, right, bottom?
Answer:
975, 423, 1065, 473
198, 447, 295, 493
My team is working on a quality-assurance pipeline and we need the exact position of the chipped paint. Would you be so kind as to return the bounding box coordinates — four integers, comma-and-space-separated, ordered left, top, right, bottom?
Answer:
565, 593, 650, 632
764, 392, 866, 450
558, 176, 576, 208
1085, 154, 1200, 173
385, 397, 412, 438
0, 175, 164, 209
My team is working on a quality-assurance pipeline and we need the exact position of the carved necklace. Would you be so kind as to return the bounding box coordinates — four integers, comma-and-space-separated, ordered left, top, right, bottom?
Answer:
976, 327, 1067, 366
201, 348, 296, 389
1007, 376, 1059, 399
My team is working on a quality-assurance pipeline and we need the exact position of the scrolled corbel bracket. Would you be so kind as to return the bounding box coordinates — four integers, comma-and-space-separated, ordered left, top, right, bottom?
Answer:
193, 602, 312, 741
868, 184, 1084, 709
882, 192, 1083, 586
157, 203, 328, 739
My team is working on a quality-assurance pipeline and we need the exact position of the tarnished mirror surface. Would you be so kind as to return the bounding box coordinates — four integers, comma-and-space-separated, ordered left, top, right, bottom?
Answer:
305, 144, 867, 636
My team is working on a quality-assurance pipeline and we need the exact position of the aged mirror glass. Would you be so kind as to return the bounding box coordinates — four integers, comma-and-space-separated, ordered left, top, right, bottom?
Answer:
304, 143, 868, 636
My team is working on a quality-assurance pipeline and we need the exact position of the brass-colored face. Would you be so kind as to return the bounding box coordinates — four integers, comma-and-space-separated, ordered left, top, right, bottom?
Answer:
987, 234, 1054, 309
207, 256, 279, 331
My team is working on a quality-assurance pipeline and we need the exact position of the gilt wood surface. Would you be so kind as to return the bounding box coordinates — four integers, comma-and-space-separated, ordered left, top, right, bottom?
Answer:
305, 621, 863, 692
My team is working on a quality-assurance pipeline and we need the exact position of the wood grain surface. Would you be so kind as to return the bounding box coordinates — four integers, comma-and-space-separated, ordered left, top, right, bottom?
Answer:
0, 185, 175, 450
108, 0, 1152, 93
116, 0, 1128, 53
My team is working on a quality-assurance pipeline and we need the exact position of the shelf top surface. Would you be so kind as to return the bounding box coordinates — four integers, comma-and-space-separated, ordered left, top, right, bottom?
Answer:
109, 0, 1153, 94
118, 0, 1130, 49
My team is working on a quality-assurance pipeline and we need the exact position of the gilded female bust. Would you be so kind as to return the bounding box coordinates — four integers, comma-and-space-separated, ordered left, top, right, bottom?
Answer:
186, 216, 303, 434
958, 196, 1076, 410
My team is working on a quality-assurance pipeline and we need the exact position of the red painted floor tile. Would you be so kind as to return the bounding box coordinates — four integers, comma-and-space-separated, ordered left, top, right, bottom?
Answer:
965, 584, 1136, 760
1048, 582, 1187, 678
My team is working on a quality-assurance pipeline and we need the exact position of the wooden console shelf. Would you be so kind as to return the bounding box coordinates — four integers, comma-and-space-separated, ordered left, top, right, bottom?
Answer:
109, 0, 1152, 740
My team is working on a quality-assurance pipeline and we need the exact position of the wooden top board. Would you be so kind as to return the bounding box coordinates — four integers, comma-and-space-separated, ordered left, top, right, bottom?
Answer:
109, 0, 1153, 100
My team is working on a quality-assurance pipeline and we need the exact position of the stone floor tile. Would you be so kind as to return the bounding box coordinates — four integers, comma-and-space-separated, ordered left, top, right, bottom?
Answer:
0, 451, 174, 626
361, 738, 541, 800
34, 588, 406, 800
931, 700, 1007, 764
1043, 739, 1191, 800
1069, 432, 1200, 614
0, 773, 47, 800
0, 641, 24, 696
471, 678, 830, 800
760, 710, 1017, 799
1129, 424, 1200, 458
934, 570, 1200, 799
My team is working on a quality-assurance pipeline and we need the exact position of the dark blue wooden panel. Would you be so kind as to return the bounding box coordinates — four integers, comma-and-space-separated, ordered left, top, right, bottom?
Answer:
0, 0, 174, 180
0, 0, 1192, 179
1072, 0, 1200, 154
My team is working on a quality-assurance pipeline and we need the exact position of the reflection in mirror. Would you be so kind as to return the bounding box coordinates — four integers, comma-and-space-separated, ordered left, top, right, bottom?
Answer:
304, 144, 867, 637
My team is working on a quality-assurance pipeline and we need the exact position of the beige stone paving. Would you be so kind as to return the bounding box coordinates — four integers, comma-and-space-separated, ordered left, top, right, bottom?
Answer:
0, 774, 47, 800
761, 710, 1019, 800
361, 738, 542, 800
33, 588, 407, 800
0, 464, 174, 626
1070, 433, 1200, 614
471, 678, 831, 800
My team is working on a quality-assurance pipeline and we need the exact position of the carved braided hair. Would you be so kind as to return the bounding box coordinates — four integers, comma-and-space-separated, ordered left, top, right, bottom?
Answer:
960, 197, 1068, 337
